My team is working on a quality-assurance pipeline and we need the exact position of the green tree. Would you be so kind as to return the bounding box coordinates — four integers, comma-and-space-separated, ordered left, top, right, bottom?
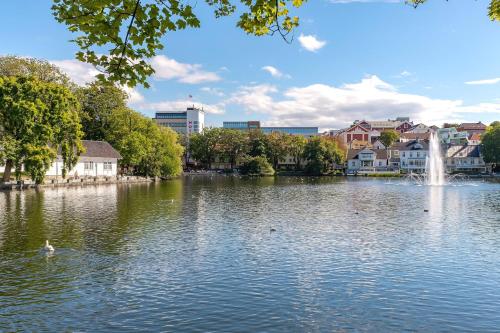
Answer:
188, 128, 223, 169
248, 129, 268, 157
481, 121, 500, 170
76, 82, 128, 140
218, 129, 249, 169
266, 131, 289, 170
288, 135, 307, 170
105, 106, 183, 176
52, 0, 306, 88
379, 129, 400, 148
0, 56, 72, 87
239, 156, 275, 176
303, 137, 345, 175
0, 76, 83, 183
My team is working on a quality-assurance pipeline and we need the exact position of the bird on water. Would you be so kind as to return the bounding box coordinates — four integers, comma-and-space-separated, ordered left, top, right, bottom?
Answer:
42, 240, 54, 252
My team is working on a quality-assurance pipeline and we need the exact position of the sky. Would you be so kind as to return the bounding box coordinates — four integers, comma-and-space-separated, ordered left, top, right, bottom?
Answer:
1, 0, 499, 130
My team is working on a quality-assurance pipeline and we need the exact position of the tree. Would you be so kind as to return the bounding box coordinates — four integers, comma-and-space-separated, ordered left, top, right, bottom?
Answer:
266, 131, 289, 170
105, 106, 183, 176
239, 156, 275, 176
248, 129, 268, 157
76, 82, 128, 140
0, 76, 83, 183
218, 129, 249, 169
51, 0, 305, 88
288, 135, 307, 170
188, 128, 223, 169
379, 129, 399, 148
51, 1, 499, 88
481, 121, 500, 170
0, 56, 72, 87
303, 137, 345, 175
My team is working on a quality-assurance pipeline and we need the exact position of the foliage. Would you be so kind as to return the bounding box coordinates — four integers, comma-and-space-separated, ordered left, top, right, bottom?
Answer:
106, 106, 183, 177
248, 129, 268, 157
481, 121, 500, 166
239, 156, 275, 176
0, 76, 83, 183
76, 82, 128, 140
52, 0, 306, 88
188, 128, 224, 169
0, 56, 72, 87
288, 134, 307, 170
217, 129, 249, 169
266, 131, 290, 170
303, 137, 345, 175
379, 129, 399, 148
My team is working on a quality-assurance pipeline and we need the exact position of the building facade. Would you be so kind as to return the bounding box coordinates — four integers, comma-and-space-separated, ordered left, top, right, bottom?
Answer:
46, 140, 122, 178
223, 121, 318, 137
154, 106, 205, 136
393, 140, 429, 174
346, 148, 389, 173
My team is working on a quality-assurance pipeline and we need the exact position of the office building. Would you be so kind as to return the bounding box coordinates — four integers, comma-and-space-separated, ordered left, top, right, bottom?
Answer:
154, 106, 205, 136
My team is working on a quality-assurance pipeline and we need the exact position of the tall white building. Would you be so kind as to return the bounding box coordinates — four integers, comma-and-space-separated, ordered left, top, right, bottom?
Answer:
153, 106, 205, 136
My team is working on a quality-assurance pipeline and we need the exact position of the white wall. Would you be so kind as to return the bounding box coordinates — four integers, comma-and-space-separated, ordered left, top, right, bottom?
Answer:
46, 156, 119, 177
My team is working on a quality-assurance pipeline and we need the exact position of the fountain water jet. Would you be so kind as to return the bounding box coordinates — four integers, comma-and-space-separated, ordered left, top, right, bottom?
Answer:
426, 132, 445, 186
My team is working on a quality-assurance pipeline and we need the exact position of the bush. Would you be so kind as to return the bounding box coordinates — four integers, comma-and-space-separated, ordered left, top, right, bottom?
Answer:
239, 156, 275, 176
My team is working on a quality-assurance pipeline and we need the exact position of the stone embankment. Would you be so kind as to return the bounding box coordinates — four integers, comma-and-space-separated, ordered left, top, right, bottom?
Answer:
0, 176, 155, 191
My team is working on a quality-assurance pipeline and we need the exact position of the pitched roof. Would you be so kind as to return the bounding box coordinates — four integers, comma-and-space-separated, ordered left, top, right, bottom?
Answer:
391, 140, 429, 151
347, 148, 388, 160
81, 140, 122, 159
458, 122, 487, 130
400, 132, 431, 141
445, 144, 481, 158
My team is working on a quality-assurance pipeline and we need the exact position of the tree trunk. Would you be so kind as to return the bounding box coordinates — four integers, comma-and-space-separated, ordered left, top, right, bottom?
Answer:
2, 159, 13, 182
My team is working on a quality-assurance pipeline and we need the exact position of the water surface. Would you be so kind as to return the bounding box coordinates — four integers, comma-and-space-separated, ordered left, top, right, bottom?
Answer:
1, 176, 500, 332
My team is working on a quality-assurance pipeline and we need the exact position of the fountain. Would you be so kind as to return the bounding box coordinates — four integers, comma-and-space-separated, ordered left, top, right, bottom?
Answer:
426, 132, 445, 186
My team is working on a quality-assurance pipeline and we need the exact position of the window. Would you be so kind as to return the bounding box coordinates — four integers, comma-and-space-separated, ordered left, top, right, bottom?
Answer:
103, 162, 112, 170
417, 152, 420, 157
84, 161, 94, 170
378, 161, 382, 166
402, 152, 405, 157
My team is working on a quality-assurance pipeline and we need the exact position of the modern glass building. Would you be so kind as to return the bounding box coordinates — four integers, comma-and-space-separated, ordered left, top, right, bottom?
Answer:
154, 107, 205, 136
223, 121, 318, 137
223, 121, 261, 130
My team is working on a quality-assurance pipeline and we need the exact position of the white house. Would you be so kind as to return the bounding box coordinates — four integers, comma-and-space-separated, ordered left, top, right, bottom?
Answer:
347, 148, 389, 173
393, 140, 429, 174
46, 140, 122, 178
407, 123, 431, 134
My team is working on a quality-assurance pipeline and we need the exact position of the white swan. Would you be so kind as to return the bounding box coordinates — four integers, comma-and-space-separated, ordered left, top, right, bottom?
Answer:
43, 240, 54, 252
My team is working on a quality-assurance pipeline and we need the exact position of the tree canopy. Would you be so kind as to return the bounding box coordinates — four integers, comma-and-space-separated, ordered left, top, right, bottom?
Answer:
0, 56, 72, 87
52, 0, 306, 88
51, 0, 500, 88
481, 121, 500, 168
0, 76, 83, 183
379, 130, 400, 148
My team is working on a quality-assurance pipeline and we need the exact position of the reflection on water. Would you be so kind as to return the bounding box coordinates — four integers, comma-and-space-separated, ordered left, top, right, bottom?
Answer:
1, 177, 500, 332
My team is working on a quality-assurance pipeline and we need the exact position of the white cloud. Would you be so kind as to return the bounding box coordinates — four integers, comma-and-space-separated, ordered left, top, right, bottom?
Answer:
50, 59, 100, 85
139, 100, 225, 115
227, 75, 500, 129
50, 59, 144, 105
150, 55, 221, 84
465, 77, 500, 85
200, 86, 225, 97
298, 34, 326, 52
261, 65, 291, 79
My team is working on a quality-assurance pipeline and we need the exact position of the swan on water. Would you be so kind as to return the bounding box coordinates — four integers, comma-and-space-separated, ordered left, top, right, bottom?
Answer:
43, 240, 54, 252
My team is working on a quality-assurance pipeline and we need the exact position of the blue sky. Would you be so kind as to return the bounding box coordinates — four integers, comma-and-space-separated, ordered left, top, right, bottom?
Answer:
1, 0, 499, 129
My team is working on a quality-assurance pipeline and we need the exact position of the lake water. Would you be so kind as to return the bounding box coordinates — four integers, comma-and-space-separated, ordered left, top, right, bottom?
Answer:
1, 176, 500, 332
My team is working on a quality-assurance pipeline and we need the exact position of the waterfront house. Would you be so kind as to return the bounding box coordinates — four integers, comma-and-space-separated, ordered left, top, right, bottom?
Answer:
399, 132, 431, 142
46, 140, 122, 178
407, 123, 431, 134
392, 140, 429, 174
346, 148, 389, 173
444, 144, 486, 173
438, 127, 469, 145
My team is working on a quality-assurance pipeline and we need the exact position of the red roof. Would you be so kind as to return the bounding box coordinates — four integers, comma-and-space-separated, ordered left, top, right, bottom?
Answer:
458, 122, 487, 130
